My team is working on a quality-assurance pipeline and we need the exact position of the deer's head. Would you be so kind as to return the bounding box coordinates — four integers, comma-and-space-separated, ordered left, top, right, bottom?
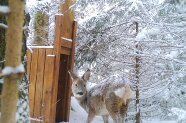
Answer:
69, 69, 90, 99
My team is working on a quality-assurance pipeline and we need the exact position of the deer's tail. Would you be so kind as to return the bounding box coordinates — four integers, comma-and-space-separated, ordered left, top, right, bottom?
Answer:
114, 84, 134, 105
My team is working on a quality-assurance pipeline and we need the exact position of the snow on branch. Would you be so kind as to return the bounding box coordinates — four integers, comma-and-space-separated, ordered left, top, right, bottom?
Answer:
61, 37, 72, 42
0, 23, 8, 29
0, 64, 25, 78
0, 5, 10, 15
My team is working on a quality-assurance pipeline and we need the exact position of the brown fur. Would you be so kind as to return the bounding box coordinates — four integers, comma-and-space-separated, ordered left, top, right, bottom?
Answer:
69, 70, 133, 123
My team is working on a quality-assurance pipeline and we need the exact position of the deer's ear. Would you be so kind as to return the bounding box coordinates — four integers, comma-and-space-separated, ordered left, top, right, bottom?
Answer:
82, 69, 90, 81
68, 70, 78, 80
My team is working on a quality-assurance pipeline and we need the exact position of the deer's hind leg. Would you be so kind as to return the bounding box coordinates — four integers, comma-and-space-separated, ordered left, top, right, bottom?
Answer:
102, 115, 109, 123
105, 92, 129, 123
118, 101, 129, 123
105, 92, 120, 123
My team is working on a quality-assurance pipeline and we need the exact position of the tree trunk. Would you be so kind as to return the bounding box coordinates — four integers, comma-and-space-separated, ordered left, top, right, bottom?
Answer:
1, 0, 24, 123
134, 22, 141, 123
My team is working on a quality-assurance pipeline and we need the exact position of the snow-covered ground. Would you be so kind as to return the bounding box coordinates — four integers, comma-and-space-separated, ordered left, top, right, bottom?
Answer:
61, 97, 177, 123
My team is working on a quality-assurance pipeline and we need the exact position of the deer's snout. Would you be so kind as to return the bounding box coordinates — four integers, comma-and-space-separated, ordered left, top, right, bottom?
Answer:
77, 92, 84, 95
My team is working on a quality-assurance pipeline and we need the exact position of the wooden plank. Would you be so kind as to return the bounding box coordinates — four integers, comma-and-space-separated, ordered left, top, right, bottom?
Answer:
70, 21, 77, 69
60, 47, 71, 55
64, 56, 71, 120
56, 55, 68, 122
41, 48, 54, 123
61, 10, 75, 39
61, 38, 72, 48
60, 0, 75, 14
26, 49, 32, 81
52, 15, 63, 123
29, 48, 39, 121
66, 21, 77, 121
33, 48, 46, 122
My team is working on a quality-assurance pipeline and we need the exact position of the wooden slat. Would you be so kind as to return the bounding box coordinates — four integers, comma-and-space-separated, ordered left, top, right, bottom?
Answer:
29, 48, 39, 121
64, 55, 71, 120
26, 49, 32, 81
61, 38, 72, 48
41, 48, 55, 123
52, 15, 63, 123
56, 55, 69, 122
70, 21, 77, 69
33, 48, 46, 122
60, 47, 71, 55
66, 21, 77, 121
61, 10, 75, 39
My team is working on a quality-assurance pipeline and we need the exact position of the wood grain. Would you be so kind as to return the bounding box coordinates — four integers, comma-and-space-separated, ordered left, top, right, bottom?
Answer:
33, 48, 46, 122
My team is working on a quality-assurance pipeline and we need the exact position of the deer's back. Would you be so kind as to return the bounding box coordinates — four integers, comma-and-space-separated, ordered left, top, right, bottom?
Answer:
86, 82, 127, 115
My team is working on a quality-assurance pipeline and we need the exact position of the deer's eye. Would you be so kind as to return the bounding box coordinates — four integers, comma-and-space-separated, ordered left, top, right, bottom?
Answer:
84, 85, 86, 87
75, 84, 77, 86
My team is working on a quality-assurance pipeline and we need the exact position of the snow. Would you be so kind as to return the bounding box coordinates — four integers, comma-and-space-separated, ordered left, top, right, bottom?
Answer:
170, 108, 186, 122
0, 5, 10, 14
30, 118, 43, 122
0, 79, 3, 83
61, 37, 72, 42
47, 54, 55, 57
27, 46, 53, 48
0, 23, 8, 29
66, 97, 111, 123
176, 1, 186, 13
26, 46, 53, 54
158, 0, 166, 4
61, 97, 177, 123
143, 120, 176, 123
2, 64, 25, 76
135, 27, 160, 41
165, 51, 178, 59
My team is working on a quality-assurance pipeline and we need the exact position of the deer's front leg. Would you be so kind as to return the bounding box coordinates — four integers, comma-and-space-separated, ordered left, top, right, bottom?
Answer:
102, 115, 109, 123
86, 111, 95, 123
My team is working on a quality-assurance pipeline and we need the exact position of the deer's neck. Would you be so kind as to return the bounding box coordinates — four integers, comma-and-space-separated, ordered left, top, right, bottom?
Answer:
75, 92, 88, 112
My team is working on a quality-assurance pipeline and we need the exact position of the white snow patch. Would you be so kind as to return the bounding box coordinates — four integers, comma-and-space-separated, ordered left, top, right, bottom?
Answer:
27, 46, 53, 49
86, 82, 97, 91
124, 69, 129, 73
158, 0, 166, 4
30, 117, 43, 122
55, 13, 64, 16
2, 64, 25, 76
176, 1, 186, 13
0, 79, 3, 83
170, 107, 186, 122
165, 51, 178, 59
0, 5, 10, 14
77, 4, 100, 24
136, 27, 160, 41
61, 37, 72, 42
63, 97, 177, 123
47, 54, 55, 57
0, 23, 8, 29
66, 97, 110, 123
143, 119, 176, 123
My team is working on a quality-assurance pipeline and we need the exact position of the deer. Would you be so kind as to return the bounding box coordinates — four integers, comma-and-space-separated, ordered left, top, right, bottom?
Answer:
69, 69, 134, 123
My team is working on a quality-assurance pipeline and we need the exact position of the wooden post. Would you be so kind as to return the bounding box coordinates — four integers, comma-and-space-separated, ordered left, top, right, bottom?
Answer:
50, 15, 63, 123
66, 21, 77, 119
